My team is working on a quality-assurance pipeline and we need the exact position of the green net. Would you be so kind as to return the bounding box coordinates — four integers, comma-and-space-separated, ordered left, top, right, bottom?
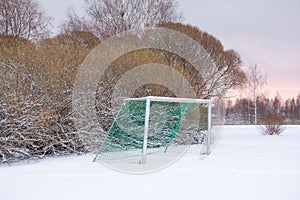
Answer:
94, 97, 210, 166
103, 100, 192, 151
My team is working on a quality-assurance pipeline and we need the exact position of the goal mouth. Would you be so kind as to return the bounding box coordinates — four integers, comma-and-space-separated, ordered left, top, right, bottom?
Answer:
94, 96, 214, 174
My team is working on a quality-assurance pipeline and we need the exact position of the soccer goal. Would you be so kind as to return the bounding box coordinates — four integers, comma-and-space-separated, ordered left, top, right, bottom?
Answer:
94, 96, 214, 171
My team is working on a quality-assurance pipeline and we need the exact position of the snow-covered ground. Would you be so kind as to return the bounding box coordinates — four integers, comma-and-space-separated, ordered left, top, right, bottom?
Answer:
1, 125, 300, 200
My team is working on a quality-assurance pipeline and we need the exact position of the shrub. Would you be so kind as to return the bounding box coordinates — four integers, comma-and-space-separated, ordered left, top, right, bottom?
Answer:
260, 113, 285, 135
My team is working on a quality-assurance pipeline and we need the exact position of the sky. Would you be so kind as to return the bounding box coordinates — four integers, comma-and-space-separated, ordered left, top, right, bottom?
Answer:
38, 0, 300, 100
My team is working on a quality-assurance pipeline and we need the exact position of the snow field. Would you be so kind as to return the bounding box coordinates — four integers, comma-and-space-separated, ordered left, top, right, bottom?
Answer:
0, 125, 299, 200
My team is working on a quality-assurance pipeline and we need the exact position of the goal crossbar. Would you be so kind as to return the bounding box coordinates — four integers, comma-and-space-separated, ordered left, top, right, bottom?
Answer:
126, 96, 211, 104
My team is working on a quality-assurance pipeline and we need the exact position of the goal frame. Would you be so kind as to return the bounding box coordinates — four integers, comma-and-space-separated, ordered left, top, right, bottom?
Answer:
126, 96, 212, 164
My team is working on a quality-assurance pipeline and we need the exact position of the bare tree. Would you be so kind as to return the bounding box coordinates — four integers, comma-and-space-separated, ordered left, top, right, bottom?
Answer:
60, 8, 94, 35
158, 22, 246, 99
0, 0, 51, 40
246, 64, 267, 125
61, 0, 181, 39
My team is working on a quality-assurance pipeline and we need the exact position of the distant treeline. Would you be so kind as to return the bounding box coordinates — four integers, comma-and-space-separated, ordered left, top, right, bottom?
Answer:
226, 94, 300, 125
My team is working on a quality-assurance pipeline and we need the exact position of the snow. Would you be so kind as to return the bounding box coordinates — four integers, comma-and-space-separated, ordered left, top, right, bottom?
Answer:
1, 125, 300, 200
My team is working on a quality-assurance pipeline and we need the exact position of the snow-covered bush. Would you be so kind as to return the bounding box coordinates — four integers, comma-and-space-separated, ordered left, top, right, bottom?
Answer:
0, 33, 100, 163
260, 113, 285, 135
0, 62, 84, 163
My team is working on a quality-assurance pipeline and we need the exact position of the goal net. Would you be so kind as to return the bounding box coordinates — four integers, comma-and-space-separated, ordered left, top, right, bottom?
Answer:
94, 96, 221, 173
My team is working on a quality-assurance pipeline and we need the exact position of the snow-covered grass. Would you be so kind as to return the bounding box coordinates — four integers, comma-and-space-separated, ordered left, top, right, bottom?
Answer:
1, 125, 300, 200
